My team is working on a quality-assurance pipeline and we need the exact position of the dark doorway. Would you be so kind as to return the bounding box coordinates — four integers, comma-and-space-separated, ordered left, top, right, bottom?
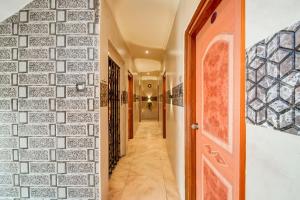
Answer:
128, 72, 134, 139
163, 74, 166, 139
108, 57, 120, 175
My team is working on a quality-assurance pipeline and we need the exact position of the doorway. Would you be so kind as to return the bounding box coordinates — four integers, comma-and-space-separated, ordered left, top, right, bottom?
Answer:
128, 72, 134, 139
162, 73, 166, 139
108, 57, 121, 176
185, 0, 245, 199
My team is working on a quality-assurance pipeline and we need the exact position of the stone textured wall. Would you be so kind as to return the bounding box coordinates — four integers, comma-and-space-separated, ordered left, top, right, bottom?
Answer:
246, 21, 300, 136
0, 0, 100, 199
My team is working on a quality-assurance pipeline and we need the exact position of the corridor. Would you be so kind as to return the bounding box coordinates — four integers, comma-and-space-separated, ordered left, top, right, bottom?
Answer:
109, 121, 180, 200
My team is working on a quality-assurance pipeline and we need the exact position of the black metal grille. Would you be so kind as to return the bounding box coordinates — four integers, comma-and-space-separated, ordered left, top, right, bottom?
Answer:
108, 57, 120, 176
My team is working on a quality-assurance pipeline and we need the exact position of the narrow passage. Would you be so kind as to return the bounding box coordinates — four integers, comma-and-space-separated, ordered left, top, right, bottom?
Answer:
109, 121, 181, 200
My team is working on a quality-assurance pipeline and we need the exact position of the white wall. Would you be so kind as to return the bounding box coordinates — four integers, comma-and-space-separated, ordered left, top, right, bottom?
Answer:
246, 0, 300, 48
246, 1, 300, 199
164, 0, 200, 199
246, 125, 300, 200
133, 75, 141, 135
0, 0, 32, 21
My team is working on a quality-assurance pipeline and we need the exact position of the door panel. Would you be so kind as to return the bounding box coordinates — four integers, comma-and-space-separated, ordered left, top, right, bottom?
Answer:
195, 0, 242, 199
128, 74, 133, 139
203, 156, 232, 200
163, 75, 166, 138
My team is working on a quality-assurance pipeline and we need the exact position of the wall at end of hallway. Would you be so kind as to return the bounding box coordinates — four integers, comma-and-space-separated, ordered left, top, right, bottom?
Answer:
140, 79, 159, 121
163, 0, 201, 199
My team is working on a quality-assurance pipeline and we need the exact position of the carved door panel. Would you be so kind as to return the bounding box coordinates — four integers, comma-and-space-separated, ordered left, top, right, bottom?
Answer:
195, 0, 243, 199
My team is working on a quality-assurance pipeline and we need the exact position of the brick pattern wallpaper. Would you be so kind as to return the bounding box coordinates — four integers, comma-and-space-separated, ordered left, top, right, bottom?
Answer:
246, 21, 300, 136
0, 0, 100, 199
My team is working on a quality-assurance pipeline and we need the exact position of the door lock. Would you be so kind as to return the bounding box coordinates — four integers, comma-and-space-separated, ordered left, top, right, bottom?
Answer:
191, 123, 199, 130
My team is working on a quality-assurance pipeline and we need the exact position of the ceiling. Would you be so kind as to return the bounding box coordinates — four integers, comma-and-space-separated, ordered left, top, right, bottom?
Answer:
106, 0, 180, 72
0, 0, 32, 22
135, 59, 161, 73
107, 0, 180, 49
140, 71, 162, 81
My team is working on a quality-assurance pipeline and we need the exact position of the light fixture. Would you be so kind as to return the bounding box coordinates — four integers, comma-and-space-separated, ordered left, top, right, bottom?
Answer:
145, 50, 149, 54
76, 82, 86, 91
147, 72, 150, 75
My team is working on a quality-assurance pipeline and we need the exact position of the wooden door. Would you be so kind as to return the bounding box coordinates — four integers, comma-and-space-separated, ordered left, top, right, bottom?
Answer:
195, 0, 243, 199
162, 74, 166, 138
128, 73, 133, 139
185, 0, 245, 199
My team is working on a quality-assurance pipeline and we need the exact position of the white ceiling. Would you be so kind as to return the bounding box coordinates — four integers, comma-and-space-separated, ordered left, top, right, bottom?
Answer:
0, 0, 32, 22
106, 0, 180, 49
141, 76, 158, 81
134, 58, 161, 72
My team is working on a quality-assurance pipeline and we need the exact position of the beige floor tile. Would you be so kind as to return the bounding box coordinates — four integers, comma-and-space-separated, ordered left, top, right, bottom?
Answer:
109, 190, 124, 200
164, 176, 180, 200
108, 121, 181, 200
121, 176, 166, 200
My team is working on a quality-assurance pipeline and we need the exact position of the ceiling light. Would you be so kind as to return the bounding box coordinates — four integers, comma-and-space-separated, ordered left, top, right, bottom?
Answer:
145, 50, 149, 54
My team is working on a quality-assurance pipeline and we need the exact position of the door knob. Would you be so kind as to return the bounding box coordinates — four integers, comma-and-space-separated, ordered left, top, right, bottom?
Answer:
191, 123, 199, 130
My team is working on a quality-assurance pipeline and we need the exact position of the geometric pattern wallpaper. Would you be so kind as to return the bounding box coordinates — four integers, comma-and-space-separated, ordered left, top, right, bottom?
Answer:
0, 0, 100, 199
246, 21, 300, 136
166, 83, 183, 107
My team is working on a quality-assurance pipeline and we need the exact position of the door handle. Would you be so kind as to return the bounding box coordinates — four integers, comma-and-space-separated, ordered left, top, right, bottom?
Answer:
191, 123, 199, 130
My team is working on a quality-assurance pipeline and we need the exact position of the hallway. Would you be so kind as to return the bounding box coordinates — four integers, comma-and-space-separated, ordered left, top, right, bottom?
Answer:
109, 121, 180, 200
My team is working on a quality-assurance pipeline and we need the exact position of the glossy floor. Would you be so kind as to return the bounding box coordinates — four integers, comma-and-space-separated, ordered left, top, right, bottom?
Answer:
109, 120, 181, 200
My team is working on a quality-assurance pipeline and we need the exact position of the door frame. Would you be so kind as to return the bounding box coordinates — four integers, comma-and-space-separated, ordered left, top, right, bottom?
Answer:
184, 0, 246, 199
128, 71, 134, 139
162, 73, 167, 138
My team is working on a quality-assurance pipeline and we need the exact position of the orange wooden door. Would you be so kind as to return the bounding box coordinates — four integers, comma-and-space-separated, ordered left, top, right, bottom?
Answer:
195, 0, 243, 199
128, 74, 133, 139
162, 74, 166, 138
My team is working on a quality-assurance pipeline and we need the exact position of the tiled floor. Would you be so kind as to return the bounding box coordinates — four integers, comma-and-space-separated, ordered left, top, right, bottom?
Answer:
109, 120, 181, 200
